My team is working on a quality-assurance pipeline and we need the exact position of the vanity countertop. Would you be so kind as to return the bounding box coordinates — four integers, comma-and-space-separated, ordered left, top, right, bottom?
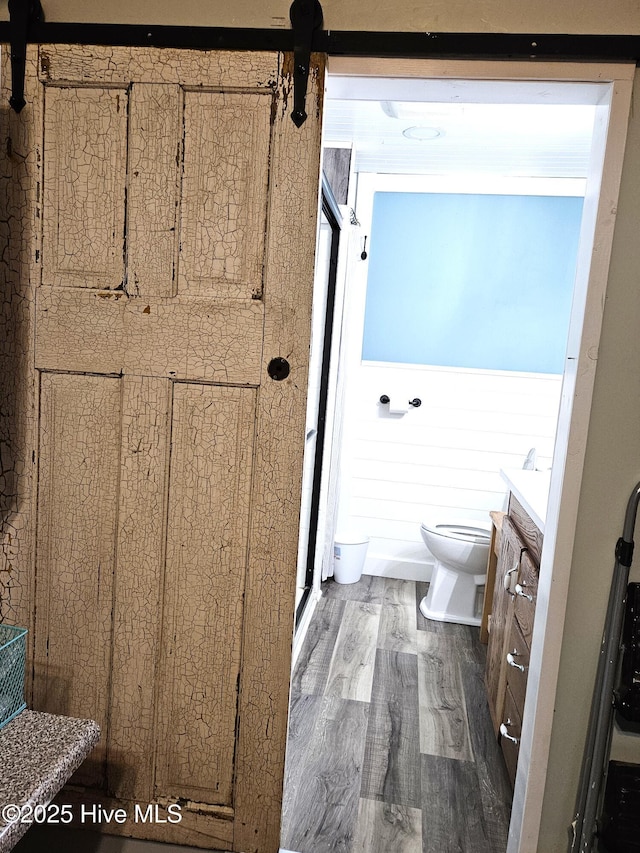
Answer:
0, 710, 100, 852
500, 468, 551, 534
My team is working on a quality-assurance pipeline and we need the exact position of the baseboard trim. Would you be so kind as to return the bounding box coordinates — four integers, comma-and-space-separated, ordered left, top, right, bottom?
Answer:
363, 556, 433, 583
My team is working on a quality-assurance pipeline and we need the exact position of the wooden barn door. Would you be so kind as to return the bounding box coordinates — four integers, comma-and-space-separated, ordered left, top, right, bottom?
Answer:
20, 45, 322, 851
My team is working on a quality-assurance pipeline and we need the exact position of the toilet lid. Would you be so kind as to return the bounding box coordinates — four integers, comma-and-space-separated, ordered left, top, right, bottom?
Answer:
421, 520, 491, 545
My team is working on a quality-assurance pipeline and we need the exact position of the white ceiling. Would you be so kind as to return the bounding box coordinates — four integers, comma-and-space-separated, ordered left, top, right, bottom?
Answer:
323, 76, 603, 178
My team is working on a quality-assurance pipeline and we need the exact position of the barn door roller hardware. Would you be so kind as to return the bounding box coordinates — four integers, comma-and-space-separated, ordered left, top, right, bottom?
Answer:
5, 1, 639, 114
8, 0, 44, 112
289, 0, 323, 127
8, 0, 323, 121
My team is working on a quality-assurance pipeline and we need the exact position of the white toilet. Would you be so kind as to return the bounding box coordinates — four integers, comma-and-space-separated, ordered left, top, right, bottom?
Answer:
419, 519, 492, 626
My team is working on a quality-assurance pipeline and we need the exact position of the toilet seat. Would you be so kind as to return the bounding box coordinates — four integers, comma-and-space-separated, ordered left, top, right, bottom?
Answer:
420, 520, 491, 546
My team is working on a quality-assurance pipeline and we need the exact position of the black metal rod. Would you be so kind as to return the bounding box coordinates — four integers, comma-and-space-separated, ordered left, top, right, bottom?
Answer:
321, 30, 640, 62
1, 22, 640, 64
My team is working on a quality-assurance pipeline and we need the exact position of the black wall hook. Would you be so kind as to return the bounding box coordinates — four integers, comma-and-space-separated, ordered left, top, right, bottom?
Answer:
289, 0, 323, 127
8, 0, 44, 113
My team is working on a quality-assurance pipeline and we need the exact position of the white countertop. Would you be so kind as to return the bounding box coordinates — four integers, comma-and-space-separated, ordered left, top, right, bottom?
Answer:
500, 468, 551, 533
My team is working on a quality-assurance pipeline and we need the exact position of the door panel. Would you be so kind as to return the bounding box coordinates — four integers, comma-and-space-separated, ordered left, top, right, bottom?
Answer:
180, 91, 272, 299
18, 44, 324, 852
42, 86, 128, 289
33, 373, 122, 787
156, 383, 256, 804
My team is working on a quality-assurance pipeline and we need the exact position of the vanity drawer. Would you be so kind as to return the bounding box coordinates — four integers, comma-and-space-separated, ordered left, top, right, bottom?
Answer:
514, 548, 538, 647
500, 685, 522, 788
505, 616, 530, 716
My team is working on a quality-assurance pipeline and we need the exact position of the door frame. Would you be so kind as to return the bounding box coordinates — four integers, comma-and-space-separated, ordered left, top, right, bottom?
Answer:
320, 56, 635, 853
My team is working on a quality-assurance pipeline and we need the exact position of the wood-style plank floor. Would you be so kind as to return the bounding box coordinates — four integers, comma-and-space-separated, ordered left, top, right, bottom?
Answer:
281, 577, 512, 853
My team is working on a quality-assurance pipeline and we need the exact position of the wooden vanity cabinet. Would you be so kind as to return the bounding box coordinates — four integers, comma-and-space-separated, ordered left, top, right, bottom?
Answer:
485, 514, 524, 735
485, 494, 541, 787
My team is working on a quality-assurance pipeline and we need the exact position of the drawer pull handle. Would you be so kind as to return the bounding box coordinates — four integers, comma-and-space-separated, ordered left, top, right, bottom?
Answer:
507, 651, 525, 672
503, 563, 519, 594
515, 583, 534, 602
500, 720, 520, 745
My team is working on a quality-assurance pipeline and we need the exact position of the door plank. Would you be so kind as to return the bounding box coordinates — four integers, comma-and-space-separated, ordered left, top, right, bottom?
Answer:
127, 84, 182, 298
155, 383, 256, 805
33, 373, 122, 786
108, 376, 172, 801
42, 86, 128, 290
35, 288, 264, 383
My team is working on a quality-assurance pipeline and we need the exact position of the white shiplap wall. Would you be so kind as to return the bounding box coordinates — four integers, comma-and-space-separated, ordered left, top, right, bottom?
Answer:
330, 170, 575, 583
336, 361, 562, 579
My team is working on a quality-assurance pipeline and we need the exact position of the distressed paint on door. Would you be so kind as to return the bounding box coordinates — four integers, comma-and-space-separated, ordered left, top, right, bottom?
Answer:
0, 47, 40, 633
34, 372, 121, 789
155, 382, 257, 805
1, 44, 323, 852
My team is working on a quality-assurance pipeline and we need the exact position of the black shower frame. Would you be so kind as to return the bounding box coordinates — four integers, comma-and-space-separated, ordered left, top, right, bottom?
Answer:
295, 175, 342, 628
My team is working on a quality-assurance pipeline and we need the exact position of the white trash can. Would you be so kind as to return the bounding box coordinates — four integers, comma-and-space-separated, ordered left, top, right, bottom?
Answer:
333, 534, 370, 584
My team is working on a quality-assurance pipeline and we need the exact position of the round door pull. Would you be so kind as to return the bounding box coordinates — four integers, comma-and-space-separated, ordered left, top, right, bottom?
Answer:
267, 357, 291, 381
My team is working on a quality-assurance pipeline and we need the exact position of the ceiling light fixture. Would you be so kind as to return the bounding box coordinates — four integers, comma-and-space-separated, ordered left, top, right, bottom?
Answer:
402, 126, 443, 140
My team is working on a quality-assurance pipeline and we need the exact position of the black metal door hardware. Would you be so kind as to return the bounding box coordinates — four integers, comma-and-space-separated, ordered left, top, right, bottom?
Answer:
6, 3, 640, 115
8, 0, 44, 113
267, 357, 291, 381
289, 0, 323, 127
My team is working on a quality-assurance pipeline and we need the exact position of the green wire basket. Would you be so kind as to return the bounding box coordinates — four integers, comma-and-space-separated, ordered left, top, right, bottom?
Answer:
0, 624, 27, 731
